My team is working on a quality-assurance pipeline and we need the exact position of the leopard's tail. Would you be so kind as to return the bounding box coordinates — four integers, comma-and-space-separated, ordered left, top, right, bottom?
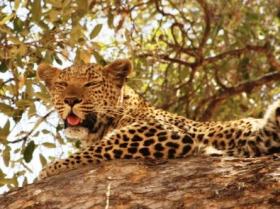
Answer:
225, 100, 280, 157
260, 100, 280, 155
202, 101, 280, 157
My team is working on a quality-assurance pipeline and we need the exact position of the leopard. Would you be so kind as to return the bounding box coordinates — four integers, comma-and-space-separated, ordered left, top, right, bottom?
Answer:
37, 59, 280, 179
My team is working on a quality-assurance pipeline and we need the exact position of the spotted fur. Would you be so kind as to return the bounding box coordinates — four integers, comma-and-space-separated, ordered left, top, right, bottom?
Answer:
37, 60, 280, 178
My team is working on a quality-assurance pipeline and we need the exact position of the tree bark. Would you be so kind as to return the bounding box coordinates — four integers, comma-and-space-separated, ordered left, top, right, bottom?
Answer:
0, 156, 280, 209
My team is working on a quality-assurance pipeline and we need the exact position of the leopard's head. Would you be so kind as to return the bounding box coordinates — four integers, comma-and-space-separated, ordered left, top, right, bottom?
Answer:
37, 59, 132, 143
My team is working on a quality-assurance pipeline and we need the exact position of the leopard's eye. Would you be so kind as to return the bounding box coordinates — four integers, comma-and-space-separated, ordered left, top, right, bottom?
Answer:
54, 81, 68, 87
84, 81, 101, 88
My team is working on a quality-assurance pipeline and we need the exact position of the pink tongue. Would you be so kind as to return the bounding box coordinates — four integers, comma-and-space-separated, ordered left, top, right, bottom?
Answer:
67, 115, 81, 126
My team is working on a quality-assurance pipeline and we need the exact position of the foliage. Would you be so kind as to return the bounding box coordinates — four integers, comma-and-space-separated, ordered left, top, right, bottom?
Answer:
0, 0, 279, 192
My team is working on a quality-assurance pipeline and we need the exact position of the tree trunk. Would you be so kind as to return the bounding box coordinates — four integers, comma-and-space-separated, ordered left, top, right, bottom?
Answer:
0, 156, 280, 209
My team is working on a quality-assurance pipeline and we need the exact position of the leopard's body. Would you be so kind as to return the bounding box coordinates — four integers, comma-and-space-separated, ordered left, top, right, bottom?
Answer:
37, 59, 280, 178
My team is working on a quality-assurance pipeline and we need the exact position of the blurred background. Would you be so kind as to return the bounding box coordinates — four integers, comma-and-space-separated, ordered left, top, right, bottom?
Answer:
0, 0, 279, 193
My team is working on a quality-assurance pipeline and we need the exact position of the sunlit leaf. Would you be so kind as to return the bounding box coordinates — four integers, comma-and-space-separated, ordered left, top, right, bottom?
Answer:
0, 14, 15, 25
0, 103, 15, 117
47, 0, 62, 8
14, 0, 20, 10
18, 74, 25, 89
0, 120, 10, 143
48, 10, 60, 22
31, 0, 42, 22
0, 169, 5, 178
3, 146, 11, 167
70, 24, 84, 44
92, 50, 106, 65
42, 142, 56, 148
39, 154, 47, 167
77, 0, 88, 15
56, 132, 64, 144
0, 178, 16, 186
90, 24, 102, 39
28, 103, 36, 118
16, 99, 33, 109
18, 44, 28, 56
107, 12, 114, 28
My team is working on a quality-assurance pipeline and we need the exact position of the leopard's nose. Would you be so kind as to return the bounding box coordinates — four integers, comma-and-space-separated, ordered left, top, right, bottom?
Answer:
64, 97, 82, 107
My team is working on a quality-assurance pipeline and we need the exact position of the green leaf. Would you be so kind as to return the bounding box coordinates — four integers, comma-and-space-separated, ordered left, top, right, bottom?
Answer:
77, 0, 88, 15
13, 109, 24, 123
0, 103, 15, 117
15, 170, 26, 177
0, 120, 10, 143
14, 0, 20, 10
13, 17, 24, 32
54, 54, 63, 65
107, 12, 114, 28
41, 129, 50, 134
31, 0, 42, 22
3, 146, 11, 167
23, 141, 36, 163
0, 62, 8, 73
42, 142, 56, 148
70, 24, 84, 44
56, 132, 65, 144
48, 10, 60, 22
16, 99, 33, 109
0, 169, 5, 178
90, 24, 102, 39
92, 50, 106, 65
0, 13, 15, 25
28, 103, 36, 118
0, 177, 16, 186
39, 154, 47, 167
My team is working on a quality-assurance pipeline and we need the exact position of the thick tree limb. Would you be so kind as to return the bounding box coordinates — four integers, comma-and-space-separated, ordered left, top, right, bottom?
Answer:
0, 156, 279, 209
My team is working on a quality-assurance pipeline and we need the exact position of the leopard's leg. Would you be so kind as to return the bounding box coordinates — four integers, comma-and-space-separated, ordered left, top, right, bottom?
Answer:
39, 121, 195, 179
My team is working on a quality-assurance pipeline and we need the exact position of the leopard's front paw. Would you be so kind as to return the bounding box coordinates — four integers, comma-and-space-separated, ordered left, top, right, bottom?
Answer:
38, 168, 49, 180
38, 163, 59, 180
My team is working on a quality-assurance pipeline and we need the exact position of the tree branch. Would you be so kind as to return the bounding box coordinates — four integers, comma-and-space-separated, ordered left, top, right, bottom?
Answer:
196, 0, 211, 50
203, 43, 271, 65
196, 71, 280, 121
10, 110, 55, 144
138, 52, 195, 67
1, 157, 279, 208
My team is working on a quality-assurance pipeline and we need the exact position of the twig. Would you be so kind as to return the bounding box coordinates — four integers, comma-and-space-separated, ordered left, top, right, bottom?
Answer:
138, 52, 195, 67
203, 43, 270, 65
9, 110, 54, 144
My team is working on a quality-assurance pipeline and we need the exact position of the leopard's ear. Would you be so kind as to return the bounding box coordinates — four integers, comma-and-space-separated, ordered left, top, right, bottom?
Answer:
103, 59, 132, 86
37, 63, 60, 89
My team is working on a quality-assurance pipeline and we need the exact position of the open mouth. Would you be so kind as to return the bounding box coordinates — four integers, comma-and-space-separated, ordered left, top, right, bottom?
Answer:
66, 113, 81, 126
64, 112, 98, 131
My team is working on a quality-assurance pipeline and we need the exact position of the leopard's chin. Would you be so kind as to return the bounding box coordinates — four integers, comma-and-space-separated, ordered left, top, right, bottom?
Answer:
64, 126, 89, 140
